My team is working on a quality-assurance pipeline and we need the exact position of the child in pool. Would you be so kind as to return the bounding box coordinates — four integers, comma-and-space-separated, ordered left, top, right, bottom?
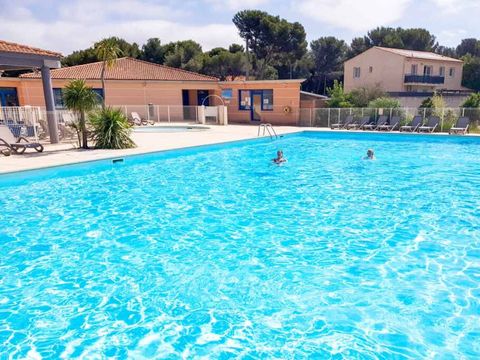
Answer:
273, 150, 287, 164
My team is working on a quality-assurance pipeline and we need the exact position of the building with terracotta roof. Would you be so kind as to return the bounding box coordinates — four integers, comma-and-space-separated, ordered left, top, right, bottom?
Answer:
2, 55, 304, 125
344, 46, 465, 93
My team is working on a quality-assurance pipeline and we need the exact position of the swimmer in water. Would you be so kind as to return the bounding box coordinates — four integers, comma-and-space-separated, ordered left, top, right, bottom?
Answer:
273, 150, 287, 164
364, 149, 375, 160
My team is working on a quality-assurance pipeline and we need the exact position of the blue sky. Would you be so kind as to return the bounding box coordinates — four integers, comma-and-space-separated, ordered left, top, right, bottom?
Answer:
0, 0, 479, 54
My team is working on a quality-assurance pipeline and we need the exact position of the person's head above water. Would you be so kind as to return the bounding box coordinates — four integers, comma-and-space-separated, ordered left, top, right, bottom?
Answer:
273, 150, 287, 163
277, 150, 283, 158
366, 149, 375, 159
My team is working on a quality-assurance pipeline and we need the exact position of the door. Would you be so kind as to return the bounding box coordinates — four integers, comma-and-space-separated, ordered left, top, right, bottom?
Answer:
251, 91, 262, 122
197, 90, 209, 106
0, 88, 19, 107
423, 66, 432, 76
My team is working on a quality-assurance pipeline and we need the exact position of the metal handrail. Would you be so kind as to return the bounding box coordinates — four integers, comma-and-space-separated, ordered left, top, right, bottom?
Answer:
258, 123, 278, 139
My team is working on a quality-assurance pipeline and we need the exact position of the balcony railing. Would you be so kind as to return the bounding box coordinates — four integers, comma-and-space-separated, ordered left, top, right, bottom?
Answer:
404, 74, 445, 84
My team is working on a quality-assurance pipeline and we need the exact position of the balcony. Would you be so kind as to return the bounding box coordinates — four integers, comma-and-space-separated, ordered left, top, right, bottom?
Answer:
404, 74, 445, 84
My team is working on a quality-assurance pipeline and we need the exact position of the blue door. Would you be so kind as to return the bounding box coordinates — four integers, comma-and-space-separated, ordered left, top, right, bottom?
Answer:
197, 90, 210, 106
0, 88, 19, 106
250, 90, 262, 122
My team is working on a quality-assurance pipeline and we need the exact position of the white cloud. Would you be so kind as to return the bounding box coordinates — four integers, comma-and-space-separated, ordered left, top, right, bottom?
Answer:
430, 0, 480, 14
296, 0, 412, 32
206, 0, 270, 10
0, 0, 241, 54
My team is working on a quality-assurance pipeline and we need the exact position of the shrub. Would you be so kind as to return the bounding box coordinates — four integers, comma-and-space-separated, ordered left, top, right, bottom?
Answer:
89, 107, 136, 149
326, 80, 353, 108
348, 85, 386, 107
367, 97, 401, 109
461, 93, 480, 108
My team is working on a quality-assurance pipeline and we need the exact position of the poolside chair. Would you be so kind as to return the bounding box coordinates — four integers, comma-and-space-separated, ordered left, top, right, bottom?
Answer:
131, 112, 153, 126
0, 125, 44, 154
1, 146, 11, 156
377, 116, 400, 131
346, 116, 370, 130
449, 117, 470, 135
399, 115, 423, 132
418, 116, 440, 133
331, 115, 353, 130
362, 115, 386, 130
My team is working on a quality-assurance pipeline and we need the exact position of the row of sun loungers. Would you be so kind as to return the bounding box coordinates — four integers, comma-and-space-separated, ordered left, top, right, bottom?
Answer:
331, 115, 470, 134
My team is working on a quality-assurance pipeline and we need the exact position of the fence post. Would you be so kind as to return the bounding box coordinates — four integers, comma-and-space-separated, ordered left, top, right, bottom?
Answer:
423, 108, 426, 121
361, 108, 364, 116
462, 108, 465, 117
337, 108, 340, 127
310, 108, 313, 127
167, 106, 171, 123
441, 107, 445, 132
157, 105, 160, 123
389, 108, 393, 119
328, 108, 331, 128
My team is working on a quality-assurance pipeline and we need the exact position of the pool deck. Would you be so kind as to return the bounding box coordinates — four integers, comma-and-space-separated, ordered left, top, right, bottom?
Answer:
0, 124, 304, 174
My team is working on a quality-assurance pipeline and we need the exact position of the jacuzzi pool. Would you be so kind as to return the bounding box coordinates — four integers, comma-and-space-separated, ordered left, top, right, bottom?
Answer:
133, 125, 209, 133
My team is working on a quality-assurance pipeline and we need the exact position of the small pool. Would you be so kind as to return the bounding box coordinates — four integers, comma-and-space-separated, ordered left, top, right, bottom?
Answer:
1, 132, 480, 358
133, 125, 209, 133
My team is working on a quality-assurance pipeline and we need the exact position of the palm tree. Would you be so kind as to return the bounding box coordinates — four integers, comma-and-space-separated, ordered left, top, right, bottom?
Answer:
63, 80, 99, 149
94, 38, 122, 107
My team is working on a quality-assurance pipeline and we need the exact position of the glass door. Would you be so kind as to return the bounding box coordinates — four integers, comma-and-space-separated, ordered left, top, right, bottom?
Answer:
0, 88, 19, 107
250, 91, 262, 122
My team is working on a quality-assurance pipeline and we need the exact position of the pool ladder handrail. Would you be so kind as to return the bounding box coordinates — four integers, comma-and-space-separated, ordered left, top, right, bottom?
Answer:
257, 123, 278, 139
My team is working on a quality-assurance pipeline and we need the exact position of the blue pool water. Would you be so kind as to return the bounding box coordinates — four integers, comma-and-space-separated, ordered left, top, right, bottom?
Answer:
1, 132, 480, 359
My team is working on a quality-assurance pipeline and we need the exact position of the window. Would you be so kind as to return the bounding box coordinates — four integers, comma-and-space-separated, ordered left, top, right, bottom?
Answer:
53, 88, 103, 109
221, 88, 233, 100
411, 64, 418, 75
262, 89, 273, 110
369, 66, 373, 73
423, 65, 432, 76
238, 89, 273, 111
439, 66, 445, 76
353, 67, 361, 78
239, 90, 251, 110
449, 67, 455, 77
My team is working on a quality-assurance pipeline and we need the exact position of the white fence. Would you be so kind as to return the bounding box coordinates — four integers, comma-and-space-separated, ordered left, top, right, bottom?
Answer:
112, 105, 200, 123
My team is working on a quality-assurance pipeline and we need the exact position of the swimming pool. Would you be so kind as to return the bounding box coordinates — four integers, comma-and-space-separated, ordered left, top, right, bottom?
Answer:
1, 132, 479, 358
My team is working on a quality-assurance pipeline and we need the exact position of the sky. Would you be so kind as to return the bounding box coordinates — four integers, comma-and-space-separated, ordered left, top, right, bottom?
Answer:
0, 0, 479, 55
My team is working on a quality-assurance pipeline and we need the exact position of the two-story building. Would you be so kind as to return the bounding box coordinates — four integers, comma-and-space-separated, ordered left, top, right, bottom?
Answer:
344, 47, 467, 106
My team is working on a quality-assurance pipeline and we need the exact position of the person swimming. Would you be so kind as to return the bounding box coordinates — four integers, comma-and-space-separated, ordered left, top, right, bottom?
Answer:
364, 149, 375, 160
273, 150, 287, 164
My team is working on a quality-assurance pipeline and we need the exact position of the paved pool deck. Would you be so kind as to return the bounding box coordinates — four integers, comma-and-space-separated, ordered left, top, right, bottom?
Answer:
0, 124, 304, 174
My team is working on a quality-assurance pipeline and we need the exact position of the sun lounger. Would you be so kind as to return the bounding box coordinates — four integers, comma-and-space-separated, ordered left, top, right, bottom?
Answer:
418, 116, 440, 133
0, 125, 43, 154
331, 115, 353, 129
131, 112, 153, 126
376, 116, 400, 131
346, 116, 370, 130
400, 115, 423, 132
362, 115, 386, 130
449, 117, 470, 135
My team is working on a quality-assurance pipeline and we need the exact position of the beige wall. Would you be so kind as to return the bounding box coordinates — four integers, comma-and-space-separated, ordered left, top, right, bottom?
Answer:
218, 81, 302, 125
344, 47, 464, 93
18, 79, 218, 107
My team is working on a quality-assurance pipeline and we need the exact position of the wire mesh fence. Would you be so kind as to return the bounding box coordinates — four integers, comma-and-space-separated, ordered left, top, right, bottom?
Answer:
298, 107, 480, 132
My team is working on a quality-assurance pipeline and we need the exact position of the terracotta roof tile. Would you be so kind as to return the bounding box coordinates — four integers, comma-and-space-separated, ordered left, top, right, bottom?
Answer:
375, 46, 463, 63
0, 39, 62, 58
21, 57, 218, 81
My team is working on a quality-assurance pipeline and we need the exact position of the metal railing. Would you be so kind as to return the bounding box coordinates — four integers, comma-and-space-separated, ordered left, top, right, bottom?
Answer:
404, 74, 445, 84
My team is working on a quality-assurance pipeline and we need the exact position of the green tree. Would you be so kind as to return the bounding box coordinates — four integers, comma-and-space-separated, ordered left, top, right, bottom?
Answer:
456, 38, 480, 57
203, 49, 247, 80
310, 36, 347, 94
232, 10, 307, 79
63, 80, 100, 149
462, 93, 480, 107
163, 40, 204, 72
368, 97, 401, 108
141, 38, 165, 64
462, 55, 480, 91
326, 80, 352, 108
94, 38, 123, 107
89, 107, 135, 149
228, 44, 244, 53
